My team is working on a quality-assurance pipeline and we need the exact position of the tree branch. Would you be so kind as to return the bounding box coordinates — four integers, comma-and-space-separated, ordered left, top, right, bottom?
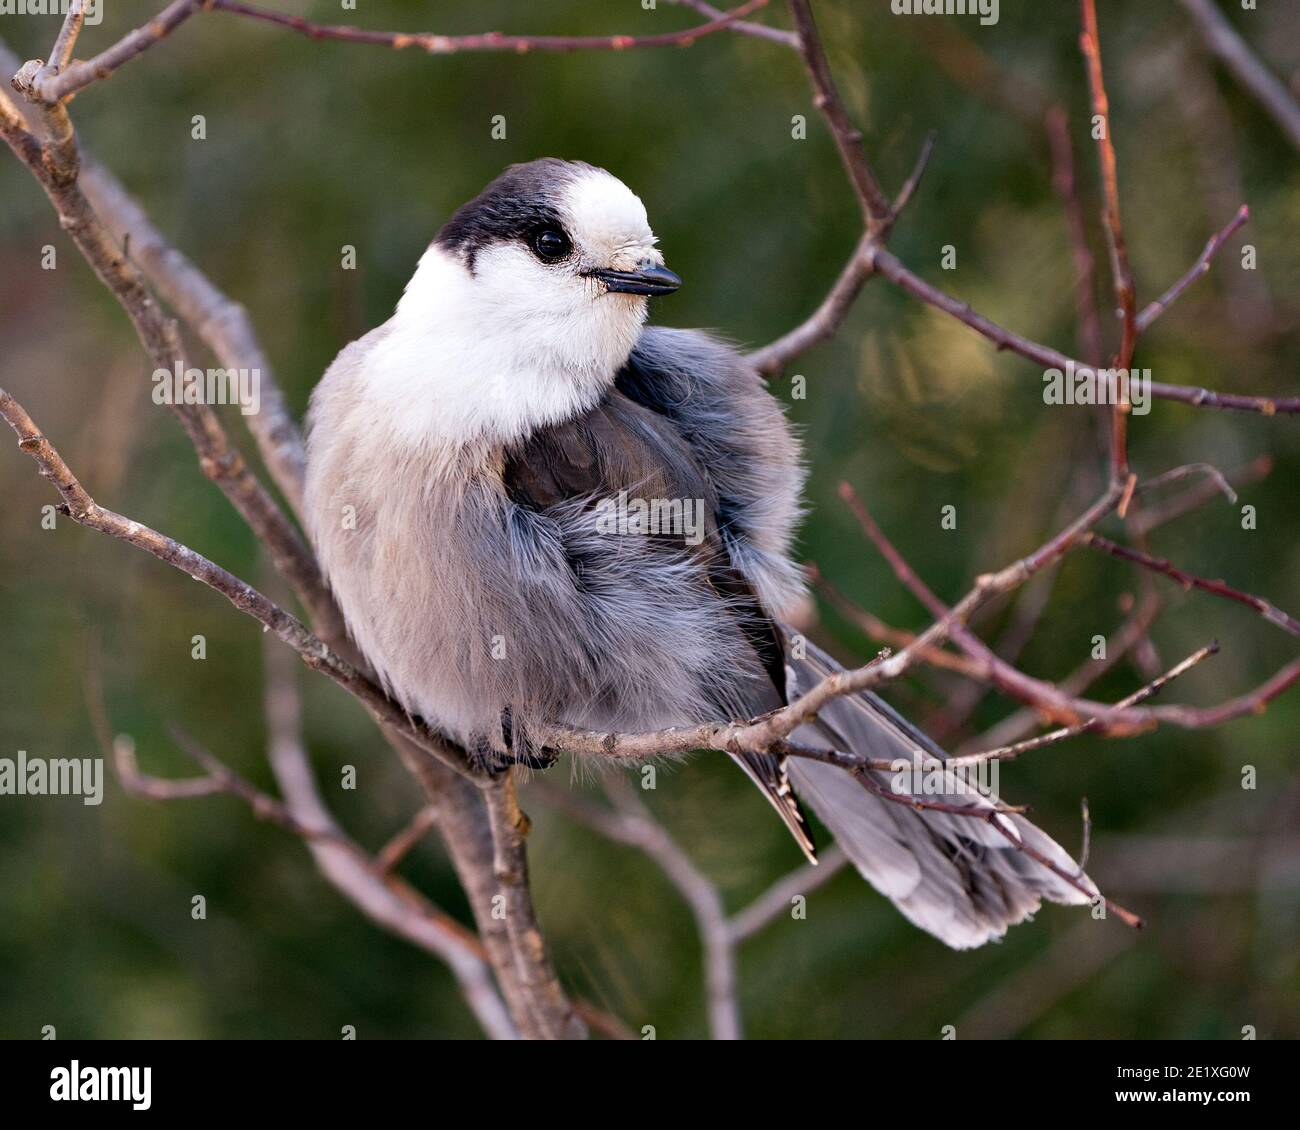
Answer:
20, 0, 774, 104
0, 387, 472, 778
480, 773, 586, 1039
1178, 0, 1300, 151
787, 0, 892, 226
1079, 0, 1135, 482
1084, 534, 1300, 639
89, 657, 516, 1040
1135, 204, 1250, 332
534, 777, 741, 1039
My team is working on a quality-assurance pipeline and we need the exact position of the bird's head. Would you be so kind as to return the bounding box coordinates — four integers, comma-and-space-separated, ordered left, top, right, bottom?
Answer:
420, 159, 676, 358
379, 160, 679, 448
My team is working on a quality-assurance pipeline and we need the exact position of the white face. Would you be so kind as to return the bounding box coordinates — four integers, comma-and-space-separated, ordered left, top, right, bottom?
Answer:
372, 165, 678, 451
461, 166, 669, 373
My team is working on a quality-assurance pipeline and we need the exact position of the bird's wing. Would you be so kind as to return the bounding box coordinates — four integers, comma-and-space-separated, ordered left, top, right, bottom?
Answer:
615, 326, 807, 616
502, 389, 816, 860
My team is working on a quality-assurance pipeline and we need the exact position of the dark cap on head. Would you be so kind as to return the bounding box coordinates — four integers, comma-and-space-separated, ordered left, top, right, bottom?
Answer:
435, 158, 597, 271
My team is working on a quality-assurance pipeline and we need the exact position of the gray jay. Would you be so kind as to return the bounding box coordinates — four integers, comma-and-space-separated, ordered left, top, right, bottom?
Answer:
305, 158, 1096, 949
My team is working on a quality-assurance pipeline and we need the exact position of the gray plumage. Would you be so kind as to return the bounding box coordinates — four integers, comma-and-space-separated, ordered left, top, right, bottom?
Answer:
304, 159, 1095, 949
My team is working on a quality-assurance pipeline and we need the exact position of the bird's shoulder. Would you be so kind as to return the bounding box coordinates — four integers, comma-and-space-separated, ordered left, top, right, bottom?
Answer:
501, 388, 713, 514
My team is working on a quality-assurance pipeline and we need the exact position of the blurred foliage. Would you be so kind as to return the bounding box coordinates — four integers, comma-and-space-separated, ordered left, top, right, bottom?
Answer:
1, 0, 1298, 1040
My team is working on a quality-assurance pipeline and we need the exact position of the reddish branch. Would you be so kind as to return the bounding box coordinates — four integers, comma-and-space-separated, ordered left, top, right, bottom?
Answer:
1084, 535, 1300, 640
748, 2, 1292, 418
952, 645, 1220, 769
1080, 0, 1136, 482
22, 0, 774, 104
787, 0, 891, 226
1046, 104, 1104, 367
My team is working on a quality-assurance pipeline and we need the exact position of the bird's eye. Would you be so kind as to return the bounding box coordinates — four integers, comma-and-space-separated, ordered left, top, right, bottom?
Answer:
531, 228, 572, 262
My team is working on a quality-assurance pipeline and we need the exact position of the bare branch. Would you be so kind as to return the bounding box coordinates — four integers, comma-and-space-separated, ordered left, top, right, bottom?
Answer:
0, 84, 341, 639
49, 0, 87, 72
1045, 104, 1104, 366
957, 588, 1161, 754
668, 0, 798, 47
535, 777, 741, 1039
747, 232, 874, 378
746, 133, 933, 377
1084, 534, 1300, 639
809, 563, 988, 680
212, 0, 773, 56
481, 774, 586, 1040
1144, 657, 1300, 729
375, 807, 440, 876
16, 0, 202, 105
1129, 455, 1272, 537
20, 0, 774, 104
787, 0, 892, 226
0, 387, 471, 778
951, 644, 1219, 768
1178, 0, 1300, 151
726, 845, 849, 943
867, 244, 1297, 414
1080, 0, 1138, 376
0, 39, 308, 516
1135, 204, 1250, 332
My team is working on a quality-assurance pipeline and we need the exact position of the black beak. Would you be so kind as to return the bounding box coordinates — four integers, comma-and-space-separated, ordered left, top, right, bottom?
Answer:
589, 264, 682, 297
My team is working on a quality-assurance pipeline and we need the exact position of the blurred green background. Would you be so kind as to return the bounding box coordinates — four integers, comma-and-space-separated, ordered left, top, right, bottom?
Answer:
1, 0, 1298, 1039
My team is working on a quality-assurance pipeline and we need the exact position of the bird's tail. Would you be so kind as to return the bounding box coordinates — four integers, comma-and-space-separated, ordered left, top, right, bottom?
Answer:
782, 637, 1097, 949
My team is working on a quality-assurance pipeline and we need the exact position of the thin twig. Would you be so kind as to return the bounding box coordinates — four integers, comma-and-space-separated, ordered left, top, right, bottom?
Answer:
726, 845, 849, 943
667, 0, 798, 47
21, 0, 773, 103
952, 644, 1219, 767
0, 387, 472, 777
534, 778, 741, 1040
787, 0, 892, 226
375, 807, 441, 875
1178, 0, 1300, 151
1129, 455, 1272, 537
1136, 204, 1251, 331
481, 773, 587, 1040
1084, 534, 1300, 639
1046, 104, 1105, 367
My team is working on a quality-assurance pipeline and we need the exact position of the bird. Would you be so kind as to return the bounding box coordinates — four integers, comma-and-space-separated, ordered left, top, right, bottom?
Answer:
304, 157, 1097, 949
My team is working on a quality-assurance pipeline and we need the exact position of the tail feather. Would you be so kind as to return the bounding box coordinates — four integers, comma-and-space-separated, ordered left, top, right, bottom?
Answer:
730, 749, 819, 865
782, 636, 1097, 949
